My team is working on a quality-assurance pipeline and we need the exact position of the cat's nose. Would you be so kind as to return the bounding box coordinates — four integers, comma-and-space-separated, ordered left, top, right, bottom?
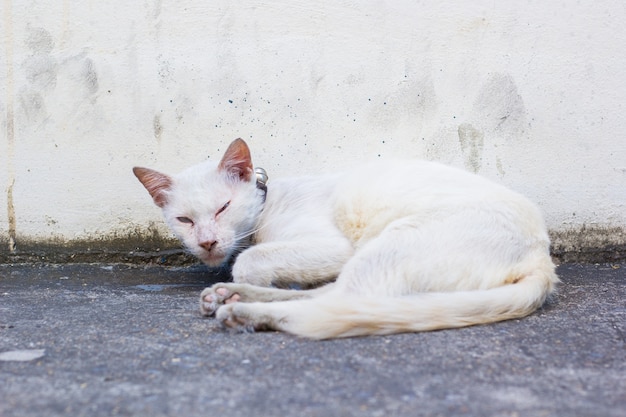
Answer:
199, 240, 217, 252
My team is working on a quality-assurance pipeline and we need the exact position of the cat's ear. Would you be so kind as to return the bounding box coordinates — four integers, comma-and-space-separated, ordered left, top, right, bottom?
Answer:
133, 167, 172, 208
218, 138, 254, 182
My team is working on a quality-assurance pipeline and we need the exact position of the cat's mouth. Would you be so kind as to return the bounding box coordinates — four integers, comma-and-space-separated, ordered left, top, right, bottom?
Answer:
195, 247, 229, 267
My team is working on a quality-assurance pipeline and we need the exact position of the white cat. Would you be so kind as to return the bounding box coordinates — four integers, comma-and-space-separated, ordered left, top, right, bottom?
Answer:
134, 138, 559, 339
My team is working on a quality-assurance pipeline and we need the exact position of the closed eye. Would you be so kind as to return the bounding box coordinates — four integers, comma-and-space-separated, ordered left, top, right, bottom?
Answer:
176, 216, 194, 225
216, 201, 230, 216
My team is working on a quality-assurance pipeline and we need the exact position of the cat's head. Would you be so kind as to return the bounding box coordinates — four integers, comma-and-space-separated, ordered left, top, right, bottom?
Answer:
133, 138, 265, 267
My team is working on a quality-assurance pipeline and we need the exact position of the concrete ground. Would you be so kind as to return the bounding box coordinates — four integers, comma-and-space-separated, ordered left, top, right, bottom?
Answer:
0, 262, 624, 417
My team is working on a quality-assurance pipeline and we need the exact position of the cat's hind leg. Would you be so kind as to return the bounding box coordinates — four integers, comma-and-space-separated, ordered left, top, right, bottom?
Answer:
231, 238, 353, 288
200, 282, 335, 316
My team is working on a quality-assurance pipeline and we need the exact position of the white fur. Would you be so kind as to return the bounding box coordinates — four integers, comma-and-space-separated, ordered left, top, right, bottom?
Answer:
162, 160, 264, 267
136, 140, 559, 339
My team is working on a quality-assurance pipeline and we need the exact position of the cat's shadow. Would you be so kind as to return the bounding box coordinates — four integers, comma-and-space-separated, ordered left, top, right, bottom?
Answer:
201, 264, 233, 285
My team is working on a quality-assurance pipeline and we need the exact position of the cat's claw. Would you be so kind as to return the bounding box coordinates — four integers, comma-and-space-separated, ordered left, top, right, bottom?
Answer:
200, 285, 241, 317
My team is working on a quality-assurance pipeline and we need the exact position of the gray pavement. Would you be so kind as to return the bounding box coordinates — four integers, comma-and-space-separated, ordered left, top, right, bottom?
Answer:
0, 262, 624, 417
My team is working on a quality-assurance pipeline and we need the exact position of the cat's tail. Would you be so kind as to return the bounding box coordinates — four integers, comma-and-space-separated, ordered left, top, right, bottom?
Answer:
277, 267, 558, 339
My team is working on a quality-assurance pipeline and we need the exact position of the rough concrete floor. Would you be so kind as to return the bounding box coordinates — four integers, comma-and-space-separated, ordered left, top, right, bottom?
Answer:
0, 262, 624, 417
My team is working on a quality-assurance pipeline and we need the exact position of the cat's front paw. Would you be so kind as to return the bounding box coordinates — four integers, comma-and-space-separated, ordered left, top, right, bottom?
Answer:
216, 304, 257, 333
216, 303, 277, 334
199, 284, 242, 317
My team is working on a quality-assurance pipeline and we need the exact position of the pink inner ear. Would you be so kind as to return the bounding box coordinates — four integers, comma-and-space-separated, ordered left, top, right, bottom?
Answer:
218, 138, 253, 182
133, 167, 172, 208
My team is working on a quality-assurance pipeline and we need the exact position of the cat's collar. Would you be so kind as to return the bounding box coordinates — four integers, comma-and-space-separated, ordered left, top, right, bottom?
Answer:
255, 167, 268, 202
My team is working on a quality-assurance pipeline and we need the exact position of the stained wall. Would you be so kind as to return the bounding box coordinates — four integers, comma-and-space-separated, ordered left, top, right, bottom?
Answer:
1, 1, 625, 258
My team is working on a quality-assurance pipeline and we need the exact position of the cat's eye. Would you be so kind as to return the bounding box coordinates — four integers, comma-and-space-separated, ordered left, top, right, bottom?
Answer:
216, 201, 231, 216
176, 216, 194, 225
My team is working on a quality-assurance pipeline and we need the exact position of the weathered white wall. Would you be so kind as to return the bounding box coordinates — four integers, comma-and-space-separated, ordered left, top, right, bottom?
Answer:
1, 1, 625, 255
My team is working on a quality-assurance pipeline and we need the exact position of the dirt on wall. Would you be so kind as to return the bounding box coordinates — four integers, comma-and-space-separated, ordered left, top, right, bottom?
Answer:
1, 225, 625, 266
549, 225, 626, 264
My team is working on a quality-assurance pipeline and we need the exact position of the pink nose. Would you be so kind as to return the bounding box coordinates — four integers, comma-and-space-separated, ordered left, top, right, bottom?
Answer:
199, 240, 217, 251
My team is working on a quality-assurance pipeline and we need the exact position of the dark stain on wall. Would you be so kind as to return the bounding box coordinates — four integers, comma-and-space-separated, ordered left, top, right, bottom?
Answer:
474, 73, 527, 138
153, 114, 163, 143
6, 180, 17, 253
457, 123, 484, 173
1, 225, 624, 265
550, 225, 626, 263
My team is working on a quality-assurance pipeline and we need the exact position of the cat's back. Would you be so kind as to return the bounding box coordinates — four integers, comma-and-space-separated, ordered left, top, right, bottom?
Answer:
332, 158, 545, 245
